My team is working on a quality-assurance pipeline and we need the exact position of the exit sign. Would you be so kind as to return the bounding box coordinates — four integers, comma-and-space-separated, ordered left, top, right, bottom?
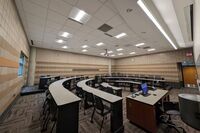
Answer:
186, 52, 193, 57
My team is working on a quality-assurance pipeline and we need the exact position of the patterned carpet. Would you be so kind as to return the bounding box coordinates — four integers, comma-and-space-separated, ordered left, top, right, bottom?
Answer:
0, 88, 199, 133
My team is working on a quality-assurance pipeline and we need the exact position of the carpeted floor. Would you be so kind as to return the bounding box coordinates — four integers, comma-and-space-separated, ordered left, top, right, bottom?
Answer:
0, 88, 199, 133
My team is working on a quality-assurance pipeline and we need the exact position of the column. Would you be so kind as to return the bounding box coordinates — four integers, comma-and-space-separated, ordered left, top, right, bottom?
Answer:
27, 47, 36, 86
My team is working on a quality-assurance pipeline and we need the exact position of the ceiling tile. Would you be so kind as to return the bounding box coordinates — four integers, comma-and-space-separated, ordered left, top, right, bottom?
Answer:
30, 0, 50, 8
65, 19, 82, 30
62, 0, 78, 6
94, 5, 115, 22
107, 15, 123, 27
49, 0, 72, 17
104, 0, 118, 13
25, 12, 46, 27
47, 10, 66, 24
22, 0, 48, 19
61, 26, 78, 34
86, 17, 104, 29
46, 20, 63, 30
76, 0, 102, 14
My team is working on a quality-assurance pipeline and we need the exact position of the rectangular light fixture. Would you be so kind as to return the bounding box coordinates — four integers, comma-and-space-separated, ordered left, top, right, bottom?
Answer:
135, 43, 145, 47
108, 50, 113, 54
82, 45, 88, 48
100, 52, 105, 55
110, 54, 115, 57
118, 53, 123, 55
56, 39, 64, 44
96, 42, 104, 46
59, 32, 72, 38
129, 52, 136, 54
137, 0, 177, 50
62, 46, 68, 49
147, 48, 156, 51
115, 33, 127, 39
69, 7, 91, 24
82, 49, 88, 52
116, 48, 123, 51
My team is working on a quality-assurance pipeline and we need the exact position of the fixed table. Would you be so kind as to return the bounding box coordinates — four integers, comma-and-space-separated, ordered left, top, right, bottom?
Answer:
101, 82, 123, 96
102, 76, 166, 87
114, 80, 141, 92
126, 89, 168, 133
49, 77, 81, 133
77, 79, 124, 133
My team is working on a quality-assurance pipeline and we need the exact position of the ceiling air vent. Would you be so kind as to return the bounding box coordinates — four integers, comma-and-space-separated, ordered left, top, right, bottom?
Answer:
98, 24, 113, 32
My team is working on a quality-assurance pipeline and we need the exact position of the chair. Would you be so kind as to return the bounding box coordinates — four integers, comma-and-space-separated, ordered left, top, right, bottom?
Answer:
159, 101, 186, 133
106, 87, 114, 95
84, 91, 94, 115
75, 86, 85, 108
91, 96, 111, 133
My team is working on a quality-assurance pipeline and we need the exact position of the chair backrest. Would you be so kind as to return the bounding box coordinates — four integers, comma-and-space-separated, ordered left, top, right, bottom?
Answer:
75, 86, 84, 98
106, 87, 113, 94
55, 76, 60, 80
84, 91, 94, 104
94, 96, 104, 114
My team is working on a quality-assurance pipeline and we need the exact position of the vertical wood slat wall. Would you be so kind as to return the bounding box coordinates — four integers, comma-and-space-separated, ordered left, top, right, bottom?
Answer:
0, 0, 29, 116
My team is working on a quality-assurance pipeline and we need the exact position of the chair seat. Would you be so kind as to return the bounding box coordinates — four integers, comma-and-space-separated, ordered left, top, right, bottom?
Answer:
166, 110, 180, 115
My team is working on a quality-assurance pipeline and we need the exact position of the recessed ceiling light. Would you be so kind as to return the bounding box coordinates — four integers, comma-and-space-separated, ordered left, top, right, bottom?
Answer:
118, 53, 123, 55
59, 32, 72, 38
56, 39, 64, 44
68, 7, 91, 24
115, 33, 127, 39
82, 49, 88, 52
111, 54, 115, 57
137, 0, 177, 50
116, 48, 123, 51
129, 52, 136, 54
108, 50, 113, 54
135, 43, 145, 47
147, 48, 156, 51
62, 46, 68, 49
82, 45, 88, 48
96, 42, 104, 46
100, 53, 105, 55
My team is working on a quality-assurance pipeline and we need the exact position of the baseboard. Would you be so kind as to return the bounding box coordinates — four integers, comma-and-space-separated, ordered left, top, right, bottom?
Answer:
0, 94, 20, 122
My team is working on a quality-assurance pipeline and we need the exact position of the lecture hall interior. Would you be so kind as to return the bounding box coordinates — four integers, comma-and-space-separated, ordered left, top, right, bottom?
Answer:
0, 0, 200, 133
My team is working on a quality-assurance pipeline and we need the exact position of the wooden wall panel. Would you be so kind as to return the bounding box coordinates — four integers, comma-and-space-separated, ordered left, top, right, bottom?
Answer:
34, 48, 110, 84
34, 61, 108, 84
113, 48, 194, 82
0, 0, 29, 116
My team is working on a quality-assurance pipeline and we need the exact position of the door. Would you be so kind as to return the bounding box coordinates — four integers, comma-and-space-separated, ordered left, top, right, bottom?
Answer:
182, 66, 197, 87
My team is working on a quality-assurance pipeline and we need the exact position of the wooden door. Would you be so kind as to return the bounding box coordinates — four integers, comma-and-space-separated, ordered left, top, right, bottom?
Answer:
182, 66, 197, 85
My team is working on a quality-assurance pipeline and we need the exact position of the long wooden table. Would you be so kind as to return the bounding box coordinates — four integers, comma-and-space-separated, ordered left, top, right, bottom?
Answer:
49, 77, 81, 133
126, 89, 168, 133
77, 79, 124, 133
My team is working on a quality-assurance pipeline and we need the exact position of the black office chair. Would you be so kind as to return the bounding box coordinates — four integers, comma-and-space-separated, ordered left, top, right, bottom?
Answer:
84, 91, 95, 115
159, 101, 186, 133
106, 87, 114, 95
91, 96, 111, 133
75, 85, 85, 108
